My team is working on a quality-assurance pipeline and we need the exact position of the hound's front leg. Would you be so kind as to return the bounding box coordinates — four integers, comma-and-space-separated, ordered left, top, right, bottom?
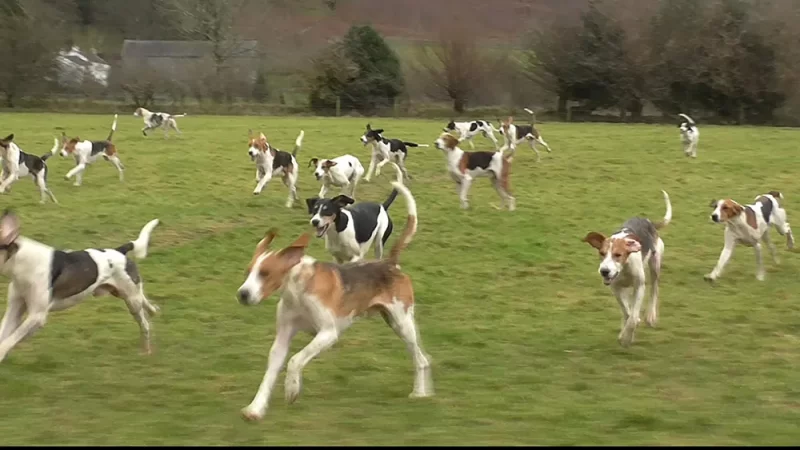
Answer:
317, 183, 329, 199
0, 167, 17, 193
613, 287, 632, 340
253, 170, 273, 195
459, 175, 473, 209
0, 287, 48, 363
65, 163, 87, 186
619, 283, 645, 347
365, 153, 378, 182
284, 329, 340, 405
754, 242, 765, 281
705, 233, 736, 282
241, 310, 298, 421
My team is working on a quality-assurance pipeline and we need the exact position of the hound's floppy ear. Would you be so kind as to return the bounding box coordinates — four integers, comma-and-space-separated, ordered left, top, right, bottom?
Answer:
0, 209, 21, 246
1, 134, 13, 142
305, 197, 319, 214
729, 202, 744, 216
288, 233, 311, 249
625, 237, 642, 253
259, 132, 267, 141
308, 158, 319, 168
582, 232, 606, 251
374, 129, 384, 134
322, 160, 337, 168
248, 129, 254, 139
709, 199, 718, 208
366, 123, 371, 130
277, 233, 311, 267
331, 195, 355, 208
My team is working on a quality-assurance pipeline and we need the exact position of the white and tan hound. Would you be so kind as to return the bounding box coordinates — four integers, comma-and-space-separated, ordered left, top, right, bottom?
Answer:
247, 130, 303, 208
0, 211, 161, 363
308, 154, 364, 200
705, 191, 794, 283
236, 178, 433, 421
58, 114, 125, 186
433, 132, 514, 211
583, 191, 672, 347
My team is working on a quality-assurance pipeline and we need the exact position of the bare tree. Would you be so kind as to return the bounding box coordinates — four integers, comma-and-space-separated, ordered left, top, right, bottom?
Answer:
0, 0, 63, 107
414, 23, 486, 113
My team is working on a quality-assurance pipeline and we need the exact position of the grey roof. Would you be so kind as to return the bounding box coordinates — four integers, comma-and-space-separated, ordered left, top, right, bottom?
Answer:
121, 40, 259, 59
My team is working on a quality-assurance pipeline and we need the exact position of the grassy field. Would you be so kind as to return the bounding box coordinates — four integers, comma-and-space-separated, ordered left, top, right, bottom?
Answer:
0, 113, 798, 445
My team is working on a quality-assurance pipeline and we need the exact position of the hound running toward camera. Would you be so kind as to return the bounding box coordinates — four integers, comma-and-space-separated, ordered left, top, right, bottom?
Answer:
248, 129, 303, 208
306, 163, 403, 263
237, 177, 432, 422
495, 108, 552, 161
133, 107, 186, 138
705, 191, 794, 283
582, 191, 672, 347
360, 123, 427, 182
433, 132, 515, 211
308, 154, 364, 200
0, 134, 58, 204
442, 119, 499, 150
58, 114, 125, 186
678, 113, 699, 158
0, 211, 161, 363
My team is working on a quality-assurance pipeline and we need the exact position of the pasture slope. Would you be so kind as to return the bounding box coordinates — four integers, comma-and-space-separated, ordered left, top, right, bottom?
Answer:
0, 113, 798, 445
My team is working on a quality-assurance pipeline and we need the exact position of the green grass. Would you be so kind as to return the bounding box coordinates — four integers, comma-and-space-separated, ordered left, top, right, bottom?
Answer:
0, 113, 799, 445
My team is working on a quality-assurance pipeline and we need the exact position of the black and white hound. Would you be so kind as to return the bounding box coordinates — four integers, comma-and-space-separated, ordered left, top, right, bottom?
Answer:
58, 114, 125, 186
0, 134, 58, 204
496, 108, 552, 161
443, 119, 499, 150
678, 113, 699, 158
360, 124, 427, 182
133, 107, 185, 138
0, 210, 161, 363
308, 154, 364, 200
305, 163, 403, 263
248, 129, 303, 208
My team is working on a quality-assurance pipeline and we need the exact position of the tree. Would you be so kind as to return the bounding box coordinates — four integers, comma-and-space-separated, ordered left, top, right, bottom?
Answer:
0, 0, 63, 107
309, 25, 404, 114
414, 22, 486, 113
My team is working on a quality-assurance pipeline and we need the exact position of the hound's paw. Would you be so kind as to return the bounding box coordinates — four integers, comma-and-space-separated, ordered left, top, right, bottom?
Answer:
252, 190, 261, 196
409, 390, 433, 399
241, 407, 264, 422
284, 372, 302, 405
703, 274, 716, 284
756, 272, 765, 282
646, 312, 658, 328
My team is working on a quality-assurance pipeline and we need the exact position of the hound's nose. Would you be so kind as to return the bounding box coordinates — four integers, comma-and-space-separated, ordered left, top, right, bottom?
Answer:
237, 289, 250, 304
315, 174, 321, 180
600, 268, 611, 278
711, 214, 719, 222
311, 219, 320, 227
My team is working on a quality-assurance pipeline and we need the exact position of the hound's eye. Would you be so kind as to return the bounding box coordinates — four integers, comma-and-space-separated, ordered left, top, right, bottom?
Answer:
613, 253, 622, 258
259, 269, 269, 277
721, 205, 728, 210
599, 251, 607, 257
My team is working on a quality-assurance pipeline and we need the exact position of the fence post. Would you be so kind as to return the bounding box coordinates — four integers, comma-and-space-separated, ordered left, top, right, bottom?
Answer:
335, 96, 341, 117
566, 105, 572, 123
393, 98, 399, 117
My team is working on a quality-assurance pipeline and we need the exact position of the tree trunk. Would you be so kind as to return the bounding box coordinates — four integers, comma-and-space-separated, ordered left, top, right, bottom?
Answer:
629, 99, 643, 121
557, 95, 567, 120
453, 96, 465, 113
5, 93, 14, 108
737, 103, 746, 125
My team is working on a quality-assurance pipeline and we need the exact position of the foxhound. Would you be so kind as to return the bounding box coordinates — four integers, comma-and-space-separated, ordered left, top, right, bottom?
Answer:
306, 163, 403, 263
308, 154, 364, 200
248, 130, 303, 208
0, 134, 58, 204
433, 132, 514, 211
0, 211, 161, 363
705, 191, 794, 283
58, 114, 125, 186
236, 178, 433, 422
678, 113, 699, 158
360, 123, 427, 182
133, 107, 186, 138
495, 108, 552, 161
442, 119, 499, 150
583, 191, 672, 347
